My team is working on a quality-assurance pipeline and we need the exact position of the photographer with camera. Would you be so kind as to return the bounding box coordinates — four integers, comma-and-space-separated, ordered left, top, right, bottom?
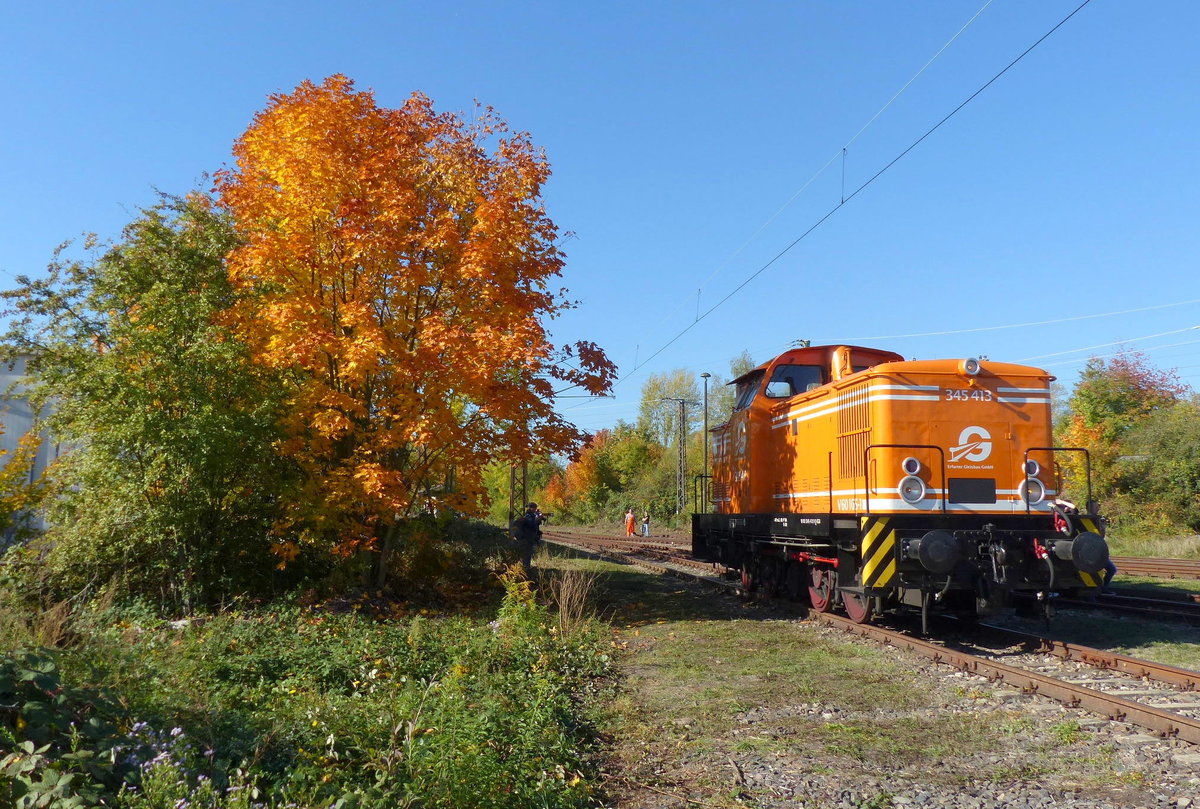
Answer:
512, 502, 544, 570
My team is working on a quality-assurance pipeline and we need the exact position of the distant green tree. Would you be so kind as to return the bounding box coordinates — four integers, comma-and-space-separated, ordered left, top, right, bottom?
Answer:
1065, 352, 1186, 442
549, 351, 759, 526
729, 349, 756, 378
540, 430, 617, 524
0, 194, 299, 610
636, 370, 701, 446
1057, 351, 1189, 527
629, 448, 677, 522
1123, 398, 1200, 531
481, 458, 562, 525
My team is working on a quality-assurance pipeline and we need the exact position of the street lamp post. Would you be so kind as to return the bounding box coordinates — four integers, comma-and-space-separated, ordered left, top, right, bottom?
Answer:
700, 372, 711, 512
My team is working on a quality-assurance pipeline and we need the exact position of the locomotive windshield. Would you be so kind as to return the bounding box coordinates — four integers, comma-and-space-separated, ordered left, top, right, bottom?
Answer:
764, 364, 826, 398
733, 370, 765, 411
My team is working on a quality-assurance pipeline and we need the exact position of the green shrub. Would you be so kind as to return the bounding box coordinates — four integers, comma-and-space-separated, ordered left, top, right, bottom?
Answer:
3, 567, 616, 808
0, 649, 136, 807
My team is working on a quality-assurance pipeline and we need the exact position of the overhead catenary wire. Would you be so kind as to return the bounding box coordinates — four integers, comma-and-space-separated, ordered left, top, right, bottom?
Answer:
655, 0, 997, 326
1039, 338, 1200, 370
612, 0, 1095, 390
837, 300, 1200, 344
1017, 325, 1200, 362
719, 299, 1200, 373
566, 319, 1200, 421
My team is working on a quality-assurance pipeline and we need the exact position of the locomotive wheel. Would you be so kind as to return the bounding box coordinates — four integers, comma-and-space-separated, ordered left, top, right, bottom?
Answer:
784, 562, 806, 601
808, 567, 835, 612
740, 564, 757, 595
761, 559, 783, 598
842, 591, 874, 624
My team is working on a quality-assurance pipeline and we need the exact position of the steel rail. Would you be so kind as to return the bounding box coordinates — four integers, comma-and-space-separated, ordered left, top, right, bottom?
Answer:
1112, 556, 1200, 580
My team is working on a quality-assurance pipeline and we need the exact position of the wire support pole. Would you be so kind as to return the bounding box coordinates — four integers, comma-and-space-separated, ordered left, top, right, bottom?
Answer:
661, 397, 698, 515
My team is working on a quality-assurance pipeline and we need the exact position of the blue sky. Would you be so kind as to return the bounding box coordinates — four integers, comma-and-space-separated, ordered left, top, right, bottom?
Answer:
3, 1, 1197, 433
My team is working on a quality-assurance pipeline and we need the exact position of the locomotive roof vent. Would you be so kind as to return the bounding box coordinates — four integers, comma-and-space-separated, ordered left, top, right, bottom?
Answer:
960, 357, 982, 376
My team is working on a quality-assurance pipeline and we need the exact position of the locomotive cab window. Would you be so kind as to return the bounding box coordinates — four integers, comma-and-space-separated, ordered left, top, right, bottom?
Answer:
733, 370, 765, 411
764, 364, 826, 398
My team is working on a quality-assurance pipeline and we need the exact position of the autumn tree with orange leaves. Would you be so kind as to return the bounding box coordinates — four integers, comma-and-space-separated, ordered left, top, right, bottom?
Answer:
217, 76, 614, 565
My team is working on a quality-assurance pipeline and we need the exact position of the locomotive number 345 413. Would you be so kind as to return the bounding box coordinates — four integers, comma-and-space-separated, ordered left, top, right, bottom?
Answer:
943, 389, 993, 402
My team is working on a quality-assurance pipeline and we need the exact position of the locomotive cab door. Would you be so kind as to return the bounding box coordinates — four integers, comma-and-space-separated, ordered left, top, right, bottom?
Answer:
723, 368, 765, 513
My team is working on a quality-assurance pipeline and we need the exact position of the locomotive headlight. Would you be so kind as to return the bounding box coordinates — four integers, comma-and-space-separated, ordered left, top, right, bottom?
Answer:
1023, 459, 1041, 477
902, 456, 922, 475
1019, 477, 1045, 505
898, 475, 926, 504
961, 357, 982, 376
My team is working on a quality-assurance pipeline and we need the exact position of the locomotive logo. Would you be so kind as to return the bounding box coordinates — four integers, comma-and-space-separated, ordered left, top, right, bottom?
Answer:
949, 426, 992, 463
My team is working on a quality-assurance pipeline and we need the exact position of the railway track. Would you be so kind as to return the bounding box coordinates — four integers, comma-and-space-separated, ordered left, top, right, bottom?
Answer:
555, 533, 1200, 580
1054, 591, 1200, 624
1113, 555, 1200, 580
543, 529, 1200, 746
822, 612, 1200, 744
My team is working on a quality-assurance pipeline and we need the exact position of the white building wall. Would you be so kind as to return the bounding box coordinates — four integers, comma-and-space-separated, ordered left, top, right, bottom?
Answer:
0, 355, 65, 537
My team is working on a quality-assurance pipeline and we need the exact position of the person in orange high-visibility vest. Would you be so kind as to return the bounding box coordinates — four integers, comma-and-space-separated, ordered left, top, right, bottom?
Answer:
624, 507, 636, 537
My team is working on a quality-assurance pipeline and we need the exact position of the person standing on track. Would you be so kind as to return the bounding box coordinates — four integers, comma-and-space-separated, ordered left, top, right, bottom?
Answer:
624, 507, 636, 537
1102, 558, 1118, 594
641, 512, 650, 537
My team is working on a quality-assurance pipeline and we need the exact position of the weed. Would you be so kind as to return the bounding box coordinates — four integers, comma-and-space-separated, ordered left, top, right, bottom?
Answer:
857, 792, 896, 809
997, 715, 1037, 735
731, 737, 775, 754
543, 566, 601, 636
990, 761, 1053, 781
1051, 719, 1083, 745
0, 649, 137, 807
1117, 770, 1148, 786
1106, 531, 1200, 559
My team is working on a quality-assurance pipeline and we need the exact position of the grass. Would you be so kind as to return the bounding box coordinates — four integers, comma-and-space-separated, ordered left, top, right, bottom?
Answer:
1106, 574, 1200, 595
1107, 531, 1200, 559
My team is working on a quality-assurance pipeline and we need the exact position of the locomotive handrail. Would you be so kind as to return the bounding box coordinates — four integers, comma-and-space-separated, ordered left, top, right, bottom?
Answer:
692, 473, 711, 513
1023, 446, 1092, 515
863, 444, 947, 516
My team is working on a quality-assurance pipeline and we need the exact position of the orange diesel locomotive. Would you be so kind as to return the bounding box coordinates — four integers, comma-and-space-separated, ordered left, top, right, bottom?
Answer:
692, 345, 1109, 627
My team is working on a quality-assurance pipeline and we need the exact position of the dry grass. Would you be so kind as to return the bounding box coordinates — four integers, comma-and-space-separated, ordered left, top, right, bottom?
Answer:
0, 596, 74, 648
1107, 531, 1200, 559
0, 570, 116, 650
542, 565, 602, 635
